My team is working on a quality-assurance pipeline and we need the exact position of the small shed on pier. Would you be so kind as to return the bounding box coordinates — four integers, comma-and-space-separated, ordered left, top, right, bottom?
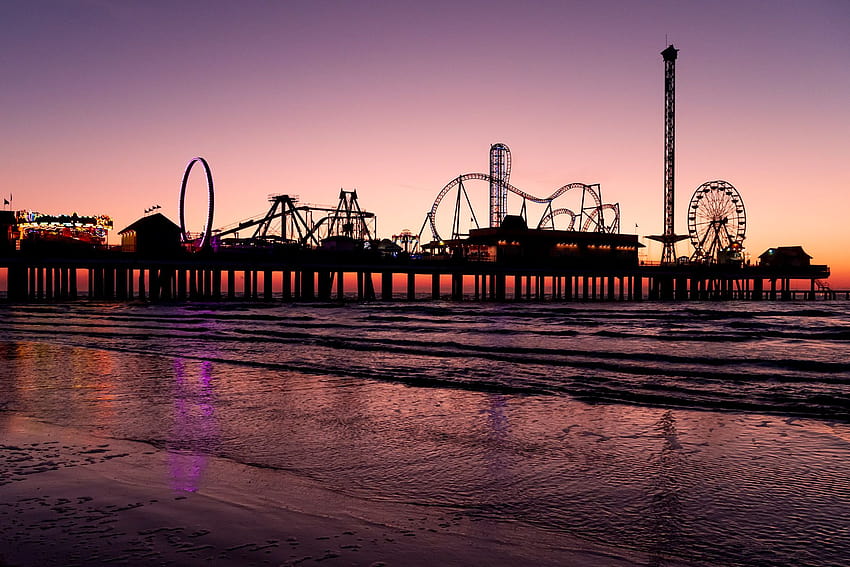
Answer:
119, 213, 182, 257
758, 246, 812, 269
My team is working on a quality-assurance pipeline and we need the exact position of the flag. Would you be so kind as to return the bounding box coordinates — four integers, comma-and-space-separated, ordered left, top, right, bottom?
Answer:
3, 199, 8, 206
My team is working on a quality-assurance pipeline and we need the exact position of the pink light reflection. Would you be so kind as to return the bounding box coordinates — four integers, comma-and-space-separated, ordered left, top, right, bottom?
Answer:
168, 359, 218, 492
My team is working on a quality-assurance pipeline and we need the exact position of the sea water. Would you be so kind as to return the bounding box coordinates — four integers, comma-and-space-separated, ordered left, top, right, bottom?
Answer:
1, 301, 849, 566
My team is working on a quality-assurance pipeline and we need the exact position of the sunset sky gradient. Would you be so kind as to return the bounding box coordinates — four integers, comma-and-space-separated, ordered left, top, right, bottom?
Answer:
2, 1, 848, 285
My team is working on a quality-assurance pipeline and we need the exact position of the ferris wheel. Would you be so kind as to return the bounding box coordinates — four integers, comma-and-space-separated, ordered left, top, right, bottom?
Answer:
687, 180, 746, 263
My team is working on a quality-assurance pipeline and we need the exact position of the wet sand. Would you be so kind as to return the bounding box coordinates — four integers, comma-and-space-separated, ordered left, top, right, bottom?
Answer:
0, 415, 685, 567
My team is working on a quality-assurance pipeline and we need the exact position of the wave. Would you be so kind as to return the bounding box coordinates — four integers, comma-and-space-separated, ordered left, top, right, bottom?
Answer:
2, 302, 850, 421
6, 314, 850, 376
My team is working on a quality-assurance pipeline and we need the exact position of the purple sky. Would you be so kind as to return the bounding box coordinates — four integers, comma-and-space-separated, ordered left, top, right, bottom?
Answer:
2, 1, 848, 282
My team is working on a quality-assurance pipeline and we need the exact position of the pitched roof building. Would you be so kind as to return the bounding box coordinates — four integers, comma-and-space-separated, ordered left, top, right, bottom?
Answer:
118, 213, 182, 257
758, 246, 812, 268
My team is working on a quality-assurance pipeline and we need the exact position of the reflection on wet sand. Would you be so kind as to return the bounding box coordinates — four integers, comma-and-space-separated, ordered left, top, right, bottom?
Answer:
648, 410, 684, 566
169, 359, 218, 492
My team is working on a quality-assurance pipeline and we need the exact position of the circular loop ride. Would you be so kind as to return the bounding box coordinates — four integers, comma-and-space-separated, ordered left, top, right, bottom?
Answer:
687, 180, 746, 263
179, 157, 215, 249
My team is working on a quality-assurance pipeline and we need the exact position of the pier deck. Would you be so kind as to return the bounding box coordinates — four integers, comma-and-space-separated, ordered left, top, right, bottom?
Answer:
0, 254, 835, 302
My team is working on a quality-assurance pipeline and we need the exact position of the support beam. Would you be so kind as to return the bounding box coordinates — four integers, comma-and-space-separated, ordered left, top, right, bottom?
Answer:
407, 273, 415, 301
382, 271, 393, 301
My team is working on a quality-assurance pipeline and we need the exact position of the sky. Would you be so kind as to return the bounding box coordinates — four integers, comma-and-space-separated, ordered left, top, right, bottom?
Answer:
2, 0, 849, 285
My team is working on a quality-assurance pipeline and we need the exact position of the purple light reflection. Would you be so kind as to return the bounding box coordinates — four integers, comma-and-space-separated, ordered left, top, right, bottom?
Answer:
168, 359, 218, 492
484, 394, 511, 483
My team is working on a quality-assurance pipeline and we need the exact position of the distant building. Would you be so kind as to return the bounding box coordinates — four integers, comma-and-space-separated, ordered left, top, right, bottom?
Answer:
758, 246, 812, 269
118, 213, 182, 256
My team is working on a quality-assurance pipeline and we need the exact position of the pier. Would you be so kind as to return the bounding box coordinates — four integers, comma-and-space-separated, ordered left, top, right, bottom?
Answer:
0, 255, 836, 303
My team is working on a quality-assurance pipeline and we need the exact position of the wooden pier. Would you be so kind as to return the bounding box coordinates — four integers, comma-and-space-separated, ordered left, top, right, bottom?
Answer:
0, 255, 837, 302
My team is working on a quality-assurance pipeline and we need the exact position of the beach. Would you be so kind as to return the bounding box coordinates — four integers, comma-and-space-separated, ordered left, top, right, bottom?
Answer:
1, 415, 660, 567
1, 301, 849, 566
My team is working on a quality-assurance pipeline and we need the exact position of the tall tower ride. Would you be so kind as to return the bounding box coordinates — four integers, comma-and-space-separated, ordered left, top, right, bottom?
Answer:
489, 143, 511, 227
648, 44, 687, 264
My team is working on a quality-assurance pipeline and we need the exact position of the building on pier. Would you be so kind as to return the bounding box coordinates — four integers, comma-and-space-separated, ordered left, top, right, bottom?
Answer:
759, 246, 812, 269
118, 213, 183, 257
0, 210, 113, 254
15, 211, 112, 247
0, 211, 18, 253
424, 215, 642, 267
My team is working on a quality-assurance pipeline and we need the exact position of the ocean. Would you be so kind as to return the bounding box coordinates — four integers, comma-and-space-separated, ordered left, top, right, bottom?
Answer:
1, 300, 849, 566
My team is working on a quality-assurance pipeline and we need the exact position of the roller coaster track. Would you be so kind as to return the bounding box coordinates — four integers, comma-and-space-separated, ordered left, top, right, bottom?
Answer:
581, 203, 621, 233
215, 191, 375, 248
427, 174, 615, 242
537, 208, 577, 230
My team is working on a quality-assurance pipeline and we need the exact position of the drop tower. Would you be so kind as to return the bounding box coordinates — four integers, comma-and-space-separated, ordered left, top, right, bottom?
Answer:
648, 44, 687, 264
